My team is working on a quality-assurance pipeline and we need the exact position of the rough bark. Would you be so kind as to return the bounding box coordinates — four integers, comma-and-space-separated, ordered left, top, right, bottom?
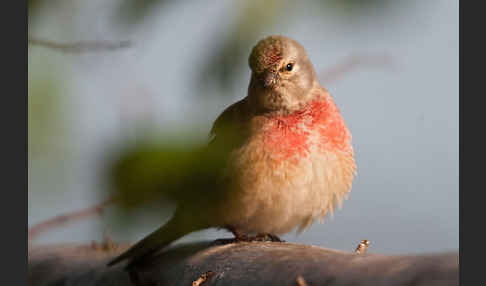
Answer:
28, 241, 458, 286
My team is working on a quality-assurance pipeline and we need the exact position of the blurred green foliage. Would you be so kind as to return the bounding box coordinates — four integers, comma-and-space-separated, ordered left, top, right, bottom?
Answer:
28, 53, 74, 204
107, 112, 248, 216
113, 0, 173, 29
324, 0, 395, 13
108, 140, 229, 213
28, 59, 67, 160
28, 0, 42, 23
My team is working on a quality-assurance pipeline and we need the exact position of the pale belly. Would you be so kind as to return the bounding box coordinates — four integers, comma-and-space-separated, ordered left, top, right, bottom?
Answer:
219, 135, 355, 235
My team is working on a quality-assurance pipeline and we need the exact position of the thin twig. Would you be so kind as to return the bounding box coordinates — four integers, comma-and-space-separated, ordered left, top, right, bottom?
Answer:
355, 239, 371, 254
90, 229, 120, 252
28, 197, 117, 241
28, 37, 131, 53
320, 52, 395, 84
296, 275, 309, 286
192, 271, 215, 286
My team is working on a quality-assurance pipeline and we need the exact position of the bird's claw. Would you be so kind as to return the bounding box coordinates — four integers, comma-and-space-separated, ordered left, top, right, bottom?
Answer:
211, 233, 284, 246
253, 233, 285, 242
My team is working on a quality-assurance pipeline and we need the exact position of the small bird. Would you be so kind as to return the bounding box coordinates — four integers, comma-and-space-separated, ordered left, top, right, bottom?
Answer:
107, 35, 356, 267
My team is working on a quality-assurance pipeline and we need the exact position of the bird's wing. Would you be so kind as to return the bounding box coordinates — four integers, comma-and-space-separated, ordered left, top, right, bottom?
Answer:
208, 98, 249, 151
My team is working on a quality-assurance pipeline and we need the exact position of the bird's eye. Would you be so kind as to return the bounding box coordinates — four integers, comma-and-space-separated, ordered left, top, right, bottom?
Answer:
286, 63, 293, 71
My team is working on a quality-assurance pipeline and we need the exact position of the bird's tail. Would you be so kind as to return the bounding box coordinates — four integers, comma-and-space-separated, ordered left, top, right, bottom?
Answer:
107, 215, 197, 267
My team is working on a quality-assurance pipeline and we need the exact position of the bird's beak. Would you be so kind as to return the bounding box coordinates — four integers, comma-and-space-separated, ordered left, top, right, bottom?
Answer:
262, 70, 278, 88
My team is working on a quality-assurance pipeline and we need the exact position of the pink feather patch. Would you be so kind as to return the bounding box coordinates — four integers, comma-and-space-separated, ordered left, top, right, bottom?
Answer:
263, 95, 352, 163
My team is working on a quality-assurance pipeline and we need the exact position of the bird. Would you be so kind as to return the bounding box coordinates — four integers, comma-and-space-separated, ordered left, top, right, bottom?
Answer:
107, 35, 356, 268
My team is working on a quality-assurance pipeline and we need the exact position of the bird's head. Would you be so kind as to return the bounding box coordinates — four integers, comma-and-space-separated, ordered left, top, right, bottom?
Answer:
248, 35, 318, 113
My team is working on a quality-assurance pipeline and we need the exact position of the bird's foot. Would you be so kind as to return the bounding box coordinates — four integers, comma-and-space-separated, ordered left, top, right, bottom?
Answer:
211, 235, 252, 246
211, 226, 253, 246
253, 233, 285, 242
211, 233, 284, 245
228, 225, 253, 242
211, 238, 237, 246
211, 227, 285, 246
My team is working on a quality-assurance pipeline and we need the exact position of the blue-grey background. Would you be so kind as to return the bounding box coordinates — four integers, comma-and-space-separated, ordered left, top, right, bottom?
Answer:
28, 0, 458, 255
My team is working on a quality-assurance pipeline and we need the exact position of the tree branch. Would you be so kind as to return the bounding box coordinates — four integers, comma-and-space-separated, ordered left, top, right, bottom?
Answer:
319, 52, 395, 84
28, 241, 458, 286
28, 197, 116, 242
28, 37, 132, 53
